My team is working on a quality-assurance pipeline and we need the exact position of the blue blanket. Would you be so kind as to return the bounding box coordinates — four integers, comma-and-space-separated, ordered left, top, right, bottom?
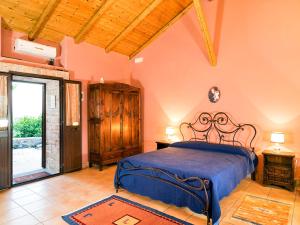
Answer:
115, 142, 256, 224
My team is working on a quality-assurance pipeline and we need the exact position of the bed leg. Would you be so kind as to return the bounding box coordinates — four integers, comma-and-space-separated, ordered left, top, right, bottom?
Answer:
206, 218, 210, 225
115, 179, 120, 193
206, 211, 210, 225
251, 170, 256, 181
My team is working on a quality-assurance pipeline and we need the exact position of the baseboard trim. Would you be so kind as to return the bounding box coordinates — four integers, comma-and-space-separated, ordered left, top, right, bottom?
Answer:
82, 162, 89, 169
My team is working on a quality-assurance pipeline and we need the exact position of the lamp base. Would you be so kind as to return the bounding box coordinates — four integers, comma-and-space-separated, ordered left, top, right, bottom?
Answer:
274, 143, 281, 151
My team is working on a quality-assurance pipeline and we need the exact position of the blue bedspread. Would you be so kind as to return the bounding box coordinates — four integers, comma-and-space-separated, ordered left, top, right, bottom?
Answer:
115, 142, 256, 224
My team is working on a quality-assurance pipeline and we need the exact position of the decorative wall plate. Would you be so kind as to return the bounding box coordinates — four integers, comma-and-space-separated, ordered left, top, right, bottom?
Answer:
208, 87, 221, 103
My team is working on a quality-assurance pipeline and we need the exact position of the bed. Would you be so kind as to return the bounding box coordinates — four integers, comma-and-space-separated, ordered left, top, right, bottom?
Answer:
114, 112, 257, 225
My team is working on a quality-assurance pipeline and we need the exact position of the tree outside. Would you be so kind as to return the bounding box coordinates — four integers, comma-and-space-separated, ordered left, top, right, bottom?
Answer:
13, 116, 42, 138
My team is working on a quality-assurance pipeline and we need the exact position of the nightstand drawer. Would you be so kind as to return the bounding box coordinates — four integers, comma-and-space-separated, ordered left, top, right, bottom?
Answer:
266, 176, 293, 185
266, 166, 291, 178
265, 155, 292, 165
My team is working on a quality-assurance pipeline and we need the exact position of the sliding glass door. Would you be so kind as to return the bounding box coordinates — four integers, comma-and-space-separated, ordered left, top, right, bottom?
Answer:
0, 74, 11, 190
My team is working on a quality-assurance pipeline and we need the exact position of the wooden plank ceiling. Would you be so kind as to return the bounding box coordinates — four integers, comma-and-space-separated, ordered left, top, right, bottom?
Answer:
0, 0, 216, 63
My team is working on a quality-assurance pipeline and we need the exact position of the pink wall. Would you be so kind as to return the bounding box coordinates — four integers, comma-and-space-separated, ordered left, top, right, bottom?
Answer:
131, 0, 300, 179
0, 18, 2, 56
0, 27, 131, 167
60, 37, 131, 165
1, 29, 61, 66
1, 0, 300, 179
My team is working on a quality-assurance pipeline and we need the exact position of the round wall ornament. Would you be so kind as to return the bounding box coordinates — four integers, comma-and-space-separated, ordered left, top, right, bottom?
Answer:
208, 86, 221, 103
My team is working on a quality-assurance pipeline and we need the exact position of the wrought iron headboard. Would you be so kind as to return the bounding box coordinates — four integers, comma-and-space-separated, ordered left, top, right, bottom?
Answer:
179, 112, 257, 151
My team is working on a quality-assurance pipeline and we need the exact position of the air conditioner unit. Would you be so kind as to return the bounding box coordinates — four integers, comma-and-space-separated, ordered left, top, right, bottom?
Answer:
14, 39, 57, 59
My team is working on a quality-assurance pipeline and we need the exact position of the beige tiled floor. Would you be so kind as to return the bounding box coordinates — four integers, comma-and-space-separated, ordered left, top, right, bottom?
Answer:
0, 165, 299, 225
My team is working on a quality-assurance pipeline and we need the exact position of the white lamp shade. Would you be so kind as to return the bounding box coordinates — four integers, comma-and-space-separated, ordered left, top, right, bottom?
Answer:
165, 126, 175, 135
271, 132, 285, 144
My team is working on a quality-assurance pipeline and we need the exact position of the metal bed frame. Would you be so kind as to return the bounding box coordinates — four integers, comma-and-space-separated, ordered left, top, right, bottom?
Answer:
115, 112, 257, 225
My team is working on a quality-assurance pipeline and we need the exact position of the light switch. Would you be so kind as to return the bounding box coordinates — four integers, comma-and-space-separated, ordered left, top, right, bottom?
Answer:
50, 95, 56, 109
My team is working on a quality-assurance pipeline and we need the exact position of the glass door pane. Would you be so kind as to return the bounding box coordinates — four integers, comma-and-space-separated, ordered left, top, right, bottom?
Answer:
65, 83, 80, 126
0, 76, 8, 130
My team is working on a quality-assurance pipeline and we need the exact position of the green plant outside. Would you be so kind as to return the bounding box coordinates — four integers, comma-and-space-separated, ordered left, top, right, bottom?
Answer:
13, 116, 42, 138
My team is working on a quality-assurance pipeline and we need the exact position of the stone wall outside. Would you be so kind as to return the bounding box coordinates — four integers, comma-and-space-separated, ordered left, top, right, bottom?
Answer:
13, 137, 42, 149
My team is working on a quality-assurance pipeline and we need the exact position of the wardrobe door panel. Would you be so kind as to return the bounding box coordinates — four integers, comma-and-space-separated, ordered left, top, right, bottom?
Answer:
100, 89, 111, 153
122, 92, 131, 148
110, 90, 122, 151
131, 91, 140, 148
122, 90, 140, 157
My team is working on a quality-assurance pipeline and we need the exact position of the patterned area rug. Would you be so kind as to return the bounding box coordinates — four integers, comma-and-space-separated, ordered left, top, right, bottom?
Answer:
13, 171, 50, 184
232, 195, 292, 225
62, 195, 192, 225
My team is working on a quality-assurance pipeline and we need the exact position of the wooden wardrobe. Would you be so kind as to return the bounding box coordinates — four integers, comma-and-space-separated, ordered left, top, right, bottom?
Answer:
88, 82, 142, 170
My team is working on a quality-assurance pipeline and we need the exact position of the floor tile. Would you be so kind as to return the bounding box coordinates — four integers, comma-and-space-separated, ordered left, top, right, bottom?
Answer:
292, 204, 300, 225
9, 189, 36, 200
21, 199, 53, 213
31, 205, 66, 222
0, 207, 29, 224
4, 214, 40, 225
128, 194, 153, 206
268, 187, 296, 203
13, 193, 43, 206
164, 206, 193, 221
220, 222, 235, 225
185, 214, 207, 225
0, 200, 20, 212
0, 166, 297, 225
43, 216, 67, 225
245, 181, 271, 197
144, 199, 171, 212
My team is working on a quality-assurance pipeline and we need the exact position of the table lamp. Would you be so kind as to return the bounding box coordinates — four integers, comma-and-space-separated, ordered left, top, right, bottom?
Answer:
166, 126, 175, 141
271, 132, 285, 150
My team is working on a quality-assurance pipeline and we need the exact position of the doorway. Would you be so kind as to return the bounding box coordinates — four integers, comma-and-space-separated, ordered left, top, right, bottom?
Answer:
12, 81, 47, 184
11, 75, 61, 185
0, 72, 82, 190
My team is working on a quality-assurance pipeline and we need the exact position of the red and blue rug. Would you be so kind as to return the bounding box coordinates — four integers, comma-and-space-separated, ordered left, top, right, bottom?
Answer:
62, 195, 192, 225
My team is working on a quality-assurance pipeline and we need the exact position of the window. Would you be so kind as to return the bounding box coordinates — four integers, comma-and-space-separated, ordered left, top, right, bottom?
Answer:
65, 83, 80, 126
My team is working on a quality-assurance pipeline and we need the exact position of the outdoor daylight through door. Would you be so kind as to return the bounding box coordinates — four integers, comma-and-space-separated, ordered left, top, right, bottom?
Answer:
12, 81, 47, 184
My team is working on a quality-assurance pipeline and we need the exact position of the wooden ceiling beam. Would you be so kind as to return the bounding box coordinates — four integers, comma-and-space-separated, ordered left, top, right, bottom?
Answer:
129, 2, 193, 59
75, 0, 114, 43
105, 0, 162, 53
192, 0, 217, 66
28, 0, 61, 40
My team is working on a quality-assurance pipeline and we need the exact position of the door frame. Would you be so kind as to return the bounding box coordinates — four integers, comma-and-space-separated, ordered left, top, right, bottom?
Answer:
8, 71, 65, 186
10, 72, 83, 175
0, 70, 83, 187
11, 80, 47, 169
0, 73, 12, 190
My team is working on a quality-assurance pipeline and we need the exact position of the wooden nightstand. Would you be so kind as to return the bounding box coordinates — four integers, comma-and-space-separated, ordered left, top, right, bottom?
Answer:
263, 150, 295, 191
156, 140, 173, 150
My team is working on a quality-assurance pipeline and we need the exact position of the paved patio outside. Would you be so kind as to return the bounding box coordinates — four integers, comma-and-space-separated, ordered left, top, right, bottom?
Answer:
13, 148, 43, 177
